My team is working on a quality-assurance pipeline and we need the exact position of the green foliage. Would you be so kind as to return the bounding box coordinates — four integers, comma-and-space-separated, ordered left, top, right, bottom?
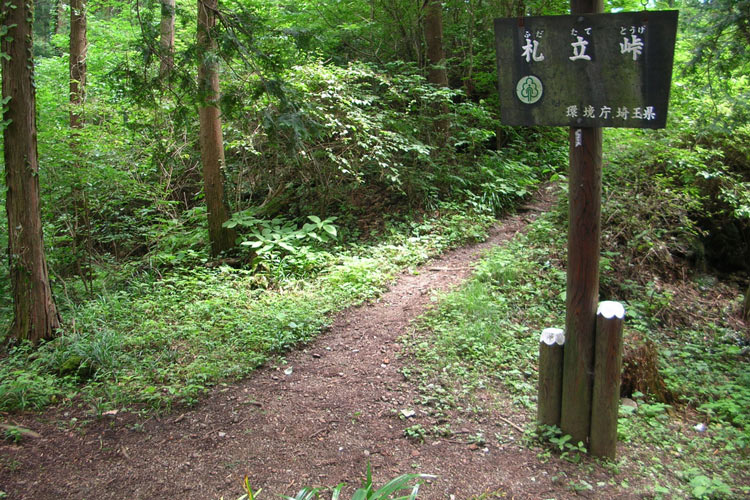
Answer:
0, 343, 66, 411
403, 424, 427, 443
221, 60, 559, 220
686, 472, 733, 499
534, 425, 587, 464
2, 427, 22, 444
226, 212, 338, 260
234, 464, 433, 500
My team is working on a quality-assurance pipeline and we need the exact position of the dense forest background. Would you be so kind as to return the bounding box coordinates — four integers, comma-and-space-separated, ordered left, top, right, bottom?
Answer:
0, 0, 749, 495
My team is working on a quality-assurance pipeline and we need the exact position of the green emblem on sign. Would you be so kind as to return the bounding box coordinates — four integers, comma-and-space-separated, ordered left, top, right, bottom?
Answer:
516, 75, 543, 104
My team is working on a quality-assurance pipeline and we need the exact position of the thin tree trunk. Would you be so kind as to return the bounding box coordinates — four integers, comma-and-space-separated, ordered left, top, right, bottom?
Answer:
69, 0, 92, 288
2, 0, 61, 343
423, 0, 449, 141
424, 0, 448, 87
54, 0, 65, 35
159, 0, 175, 80
197, 0, 236, 256
69, 0, 86, 128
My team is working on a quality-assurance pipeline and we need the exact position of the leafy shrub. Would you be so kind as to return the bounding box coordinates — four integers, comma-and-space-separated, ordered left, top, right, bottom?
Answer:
0, 343, 65, 411
222, 61, 556, 220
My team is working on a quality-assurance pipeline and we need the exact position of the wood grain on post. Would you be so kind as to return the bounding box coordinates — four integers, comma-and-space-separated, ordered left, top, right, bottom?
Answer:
590, 301, 625, 459
560, 126, 603, 447
538, 328, 565, 428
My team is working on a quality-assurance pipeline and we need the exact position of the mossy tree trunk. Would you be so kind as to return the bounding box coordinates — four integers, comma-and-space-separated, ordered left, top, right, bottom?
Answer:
2, 0, 61, 343
197, 0, 236, 256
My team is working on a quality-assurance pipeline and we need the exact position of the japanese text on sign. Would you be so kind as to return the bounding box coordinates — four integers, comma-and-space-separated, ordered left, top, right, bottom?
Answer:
494, 11, 679, 129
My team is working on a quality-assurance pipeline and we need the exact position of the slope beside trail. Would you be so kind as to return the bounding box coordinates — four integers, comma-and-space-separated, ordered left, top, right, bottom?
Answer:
0, 185, 630, 499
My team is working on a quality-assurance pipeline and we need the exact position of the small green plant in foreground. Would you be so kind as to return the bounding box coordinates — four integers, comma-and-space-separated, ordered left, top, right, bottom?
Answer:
534, 425, 587, 464
235, 465, 434, 500
403, 424, 427, 443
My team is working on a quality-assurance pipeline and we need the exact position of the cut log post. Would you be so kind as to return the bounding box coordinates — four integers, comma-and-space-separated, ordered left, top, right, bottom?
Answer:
590, 301, 625, 459
537, 328, 565, 428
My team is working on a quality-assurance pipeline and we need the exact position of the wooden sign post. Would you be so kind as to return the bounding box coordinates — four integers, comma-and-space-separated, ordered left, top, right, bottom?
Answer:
562, 0, 603, 451
494, 4, 678, 454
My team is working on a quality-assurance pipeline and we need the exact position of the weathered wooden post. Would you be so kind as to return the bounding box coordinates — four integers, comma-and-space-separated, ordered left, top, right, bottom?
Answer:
590, 301, 625, 459
538, 328, 565, 428
560, 126, 602, 446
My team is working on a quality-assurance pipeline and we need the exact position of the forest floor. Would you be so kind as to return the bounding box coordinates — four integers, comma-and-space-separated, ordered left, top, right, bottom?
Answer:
1, 186, 639, 499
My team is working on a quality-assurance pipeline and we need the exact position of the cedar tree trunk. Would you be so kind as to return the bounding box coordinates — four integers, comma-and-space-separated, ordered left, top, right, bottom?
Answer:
2, 0, 61, 343
197, 0, 236, 256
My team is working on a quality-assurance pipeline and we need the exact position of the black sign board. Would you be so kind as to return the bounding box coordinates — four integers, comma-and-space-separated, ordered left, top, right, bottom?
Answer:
494, 10, 678, 128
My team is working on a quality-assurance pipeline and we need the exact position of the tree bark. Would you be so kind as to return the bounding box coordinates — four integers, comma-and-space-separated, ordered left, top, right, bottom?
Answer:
159, 0, 175, 80
197, 0, 236, 256
69, 0, 86, 128
423, 0, 449, 141
54, 0, 66, 35
69, 0, 93, 287
424, 0, 448, 87
2, 0, 61, 343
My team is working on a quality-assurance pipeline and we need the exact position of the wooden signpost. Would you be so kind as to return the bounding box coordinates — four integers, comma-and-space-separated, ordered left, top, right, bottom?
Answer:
494, 2, 678, 457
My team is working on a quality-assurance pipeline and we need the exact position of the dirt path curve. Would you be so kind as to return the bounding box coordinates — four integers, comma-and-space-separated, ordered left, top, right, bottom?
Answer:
1, 185, 625, 499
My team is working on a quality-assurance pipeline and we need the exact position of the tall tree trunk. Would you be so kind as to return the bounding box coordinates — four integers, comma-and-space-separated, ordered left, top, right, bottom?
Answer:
197, 0, 236, 256
54, 0, 65, 35
69, 0, 92, 288
2, 0, 61, 343
424, 0, 448, 87
159, 0, 175, 80
423, 0, 449, 140
69, 0, 86, 128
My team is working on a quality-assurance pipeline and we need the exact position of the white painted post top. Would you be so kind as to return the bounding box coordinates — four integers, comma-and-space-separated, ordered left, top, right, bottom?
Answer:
540, 327, 565, 346
597, 301, 626, 319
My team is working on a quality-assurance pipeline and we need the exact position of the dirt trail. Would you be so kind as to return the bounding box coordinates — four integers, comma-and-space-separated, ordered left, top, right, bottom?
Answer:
0, 185, 631, 499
